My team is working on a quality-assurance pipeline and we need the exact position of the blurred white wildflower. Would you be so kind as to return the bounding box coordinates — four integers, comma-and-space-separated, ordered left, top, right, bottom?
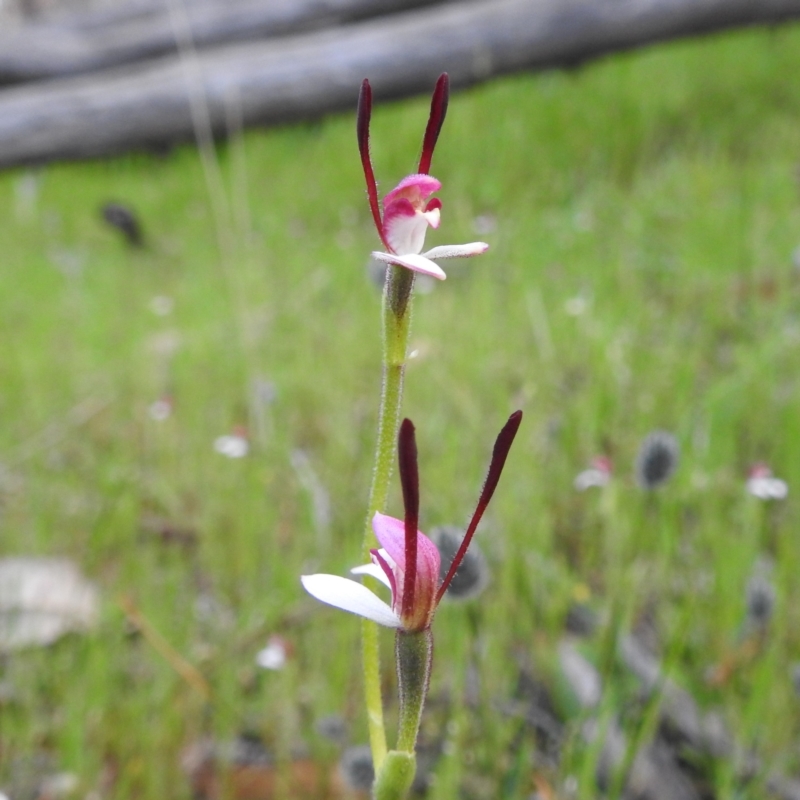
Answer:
574, 456, 613, 491
213, 429, 249, 458
148, 397, 173, 421
255, 635, 290, 671
746, 463, 787, 500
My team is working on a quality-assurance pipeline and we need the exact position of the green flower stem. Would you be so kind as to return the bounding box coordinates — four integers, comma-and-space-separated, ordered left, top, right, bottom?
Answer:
361, 264, 415, 772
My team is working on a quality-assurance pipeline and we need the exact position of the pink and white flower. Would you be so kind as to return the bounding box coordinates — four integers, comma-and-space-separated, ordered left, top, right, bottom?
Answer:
302, 412, 522, 633
302, 511, 440, 632
358, 74, 488, 281
213, 426, 249, 458
255, 635, 292, 671
574, 456, 613, 491
746, 463, 788, 500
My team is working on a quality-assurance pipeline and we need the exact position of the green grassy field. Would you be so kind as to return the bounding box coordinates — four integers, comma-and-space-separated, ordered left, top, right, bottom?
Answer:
2, 20, 800, 799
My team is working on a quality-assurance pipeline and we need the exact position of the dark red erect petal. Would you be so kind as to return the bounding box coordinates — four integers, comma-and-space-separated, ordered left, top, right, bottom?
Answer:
418, 73, 450, 176
398, 418, 420, 619
357, 79, 390, 250
436, 411, 523, 602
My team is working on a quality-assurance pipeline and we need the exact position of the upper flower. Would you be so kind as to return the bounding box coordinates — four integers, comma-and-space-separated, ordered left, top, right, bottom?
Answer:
301, 411, 522, 632
357, 74, 488, 281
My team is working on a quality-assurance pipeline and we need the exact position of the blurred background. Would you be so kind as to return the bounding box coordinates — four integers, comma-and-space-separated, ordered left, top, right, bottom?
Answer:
1, 1, 800, 799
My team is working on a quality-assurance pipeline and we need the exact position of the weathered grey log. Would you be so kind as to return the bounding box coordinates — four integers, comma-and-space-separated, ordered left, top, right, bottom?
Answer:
0, 0, 449, 84
1, 0, 800, 169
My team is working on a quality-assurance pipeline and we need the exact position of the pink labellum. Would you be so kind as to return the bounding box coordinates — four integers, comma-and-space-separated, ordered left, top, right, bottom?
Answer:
382, 197, 439, 256
372, 512, 440, 632
382, 175, 443, 255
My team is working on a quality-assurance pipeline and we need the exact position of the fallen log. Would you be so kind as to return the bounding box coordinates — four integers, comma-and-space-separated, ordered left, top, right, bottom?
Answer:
0, 0, 448, 84
1, 0, 800, 169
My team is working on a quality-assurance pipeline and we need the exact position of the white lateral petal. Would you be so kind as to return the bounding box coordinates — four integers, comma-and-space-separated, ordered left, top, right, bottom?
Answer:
351, 562, 392, 589
301, 574, 401, 627
371, 251, 446, 280
422, 242, 489, 260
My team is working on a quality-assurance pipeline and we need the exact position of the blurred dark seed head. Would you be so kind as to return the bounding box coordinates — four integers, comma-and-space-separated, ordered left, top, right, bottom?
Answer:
314, 714, 348, 745
635, 430, 680, 489
431, 525, 489, 601
338, 745, 374, 792
565, 603, 598, 637
225, 733, 272, 767
101, 202, 143, 246
745, 573, 775, 629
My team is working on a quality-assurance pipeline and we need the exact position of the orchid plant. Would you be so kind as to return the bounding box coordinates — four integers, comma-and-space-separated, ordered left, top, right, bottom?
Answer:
301, 74, 513, 799
352, 74, 492, 781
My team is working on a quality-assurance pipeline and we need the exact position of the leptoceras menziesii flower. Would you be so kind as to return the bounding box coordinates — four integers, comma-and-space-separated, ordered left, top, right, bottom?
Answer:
301, 411, 522, 632
358, 73, 489, 281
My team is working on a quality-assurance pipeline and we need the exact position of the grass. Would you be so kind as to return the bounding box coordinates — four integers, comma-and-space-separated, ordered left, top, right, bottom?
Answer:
1, 19, 800, 799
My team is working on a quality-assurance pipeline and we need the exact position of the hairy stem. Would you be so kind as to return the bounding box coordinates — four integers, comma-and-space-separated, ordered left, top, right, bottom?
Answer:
361, 264, 415, 771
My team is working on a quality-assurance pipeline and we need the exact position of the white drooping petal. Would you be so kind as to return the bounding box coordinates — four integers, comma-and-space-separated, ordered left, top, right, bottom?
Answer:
422, 242, 489, 260
351, 562, 392, 589
301, 574, 401, 628
371, 251, 446, 280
